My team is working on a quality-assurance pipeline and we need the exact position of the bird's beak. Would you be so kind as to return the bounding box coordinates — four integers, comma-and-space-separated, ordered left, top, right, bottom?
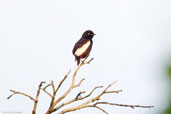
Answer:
92, 33, 96, 35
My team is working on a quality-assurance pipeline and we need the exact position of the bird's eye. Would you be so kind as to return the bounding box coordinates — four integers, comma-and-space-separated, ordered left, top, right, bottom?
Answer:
88, 33, 91, 35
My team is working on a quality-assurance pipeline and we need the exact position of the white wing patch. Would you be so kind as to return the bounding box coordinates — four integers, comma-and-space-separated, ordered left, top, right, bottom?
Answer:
75, 40, 90, 56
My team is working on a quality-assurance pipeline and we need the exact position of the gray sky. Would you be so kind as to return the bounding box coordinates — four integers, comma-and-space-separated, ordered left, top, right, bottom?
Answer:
0, 0, 171, 114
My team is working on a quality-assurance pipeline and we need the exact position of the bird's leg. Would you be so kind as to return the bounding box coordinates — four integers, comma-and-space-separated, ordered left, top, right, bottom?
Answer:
81, 54, 90, 63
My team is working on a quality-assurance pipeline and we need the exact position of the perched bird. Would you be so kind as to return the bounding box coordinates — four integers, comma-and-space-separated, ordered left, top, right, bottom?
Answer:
72, 30, 96, 65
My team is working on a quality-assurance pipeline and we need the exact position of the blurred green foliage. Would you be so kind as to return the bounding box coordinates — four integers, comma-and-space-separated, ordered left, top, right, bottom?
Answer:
162, 64, 171, 114
163, 102, 171, 114
167, 65, 171, 79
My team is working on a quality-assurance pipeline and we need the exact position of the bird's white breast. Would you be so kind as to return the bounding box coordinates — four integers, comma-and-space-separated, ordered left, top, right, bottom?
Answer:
75, 40, 90, 56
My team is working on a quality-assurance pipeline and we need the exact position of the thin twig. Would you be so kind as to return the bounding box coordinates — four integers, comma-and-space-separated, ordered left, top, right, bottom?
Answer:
41, 88, 53, 97
52, 86, 103, 112
43, 83, 52, 90
57, 81, 117, 114
75, 91, 86, 100
85, 58, 94, 64
105, 90, 122, 94
57, 80, 153, 114
94, 102, 154, 109
8, 57, 154, 114
88, 105, 108, 114
73, 78, 85, 87
53, 58, 91, 107
82, 86, 103, 99
46, 70, 71, 114
7, 90, 35, 102
51, 81, 55, 93
32, 81, 45, 114
55, 70, 71, 94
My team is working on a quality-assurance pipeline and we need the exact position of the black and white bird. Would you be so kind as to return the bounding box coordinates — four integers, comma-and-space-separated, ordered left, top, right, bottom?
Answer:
72, 30, 96, 65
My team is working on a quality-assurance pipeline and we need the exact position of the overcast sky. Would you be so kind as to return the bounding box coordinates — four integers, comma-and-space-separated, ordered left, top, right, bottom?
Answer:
0, 0, 171, 114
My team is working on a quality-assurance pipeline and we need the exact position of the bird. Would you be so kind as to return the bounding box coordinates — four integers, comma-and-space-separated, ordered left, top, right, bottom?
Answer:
72, 30, 96, 65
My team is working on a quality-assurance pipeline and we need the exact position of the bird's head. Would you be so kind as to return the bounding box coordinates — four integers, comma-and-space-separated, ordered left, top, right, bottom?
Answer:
82, 30, 96, 39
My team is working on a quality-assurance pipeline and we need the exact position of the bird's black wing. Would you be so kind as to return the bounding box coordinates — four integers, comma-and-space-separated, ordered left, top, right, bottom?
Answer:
72, 38, 88, 55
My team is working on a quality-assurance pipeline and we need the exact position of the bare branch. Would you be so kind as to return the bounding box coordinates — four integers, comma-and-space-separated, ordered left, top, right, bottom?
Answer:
85, 58, 94, 64
46, 70, 71, 113
105, 90, 122, 94
41, 88, 53, 97
103, 81, 117, 92
73, 78, 85, 87
7, 90, 35, 102
53, 86, 103, 112
75, 91, 86, 100
51, 81, 55, 93
94, 102, 154, 109
32, 81, 45, 114
81, 86, 103, 99
43, 83, 52, 90
88, 105, 108, 114
8, 57, 154, 114
52, 58, 90, 107
55, 70, 71, 94
56, 82, 118, 114
80, 81, 117, 106
57, 105, 88, 114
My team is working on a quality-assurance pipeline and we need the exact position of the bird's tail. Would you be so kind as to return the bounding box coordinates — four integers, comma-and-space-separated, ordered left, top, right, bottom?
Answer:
76, 57, 81, 66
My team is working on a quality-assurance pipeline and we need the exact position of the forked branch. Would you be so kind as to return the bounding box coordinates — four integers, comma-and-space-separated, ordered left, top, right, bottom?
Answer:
8, 81, 45, 114
8, 57, 154, 114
